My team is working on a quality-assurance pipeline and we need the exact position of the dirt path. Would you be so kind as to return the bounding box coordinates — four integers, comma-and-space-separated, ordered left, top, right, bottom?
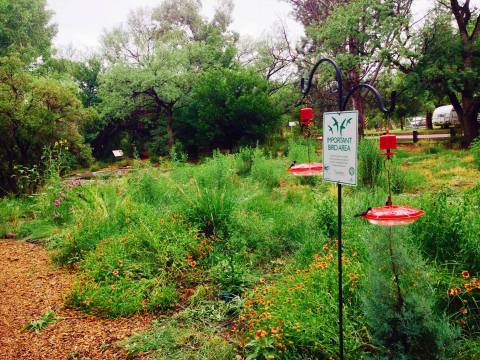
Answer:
0, 240, 152, 360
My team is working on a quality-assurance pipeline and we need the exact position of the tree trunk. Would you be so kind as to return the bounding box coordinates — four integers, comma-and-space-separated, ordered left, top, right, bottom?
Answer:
352, 90, 365, 137
426, 111, 433, 130
165, 107, 175, 149
460, 103, 480, 146
347, 59, 365, 137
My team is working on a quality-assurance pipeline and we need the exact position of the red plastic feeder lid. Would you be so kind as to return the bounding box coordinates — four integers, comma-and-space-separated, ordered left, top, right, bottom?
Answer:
300, 108, 314, 126
362, 205, 425, 226
300, 108, 313, 121
288, 162, 323, 177
380, 130, 397, 150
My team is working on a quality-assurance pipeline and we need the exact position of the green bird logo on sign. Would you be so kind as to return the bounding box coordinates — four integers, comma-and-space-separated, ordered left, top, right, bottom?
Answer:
329, 117, 352, 136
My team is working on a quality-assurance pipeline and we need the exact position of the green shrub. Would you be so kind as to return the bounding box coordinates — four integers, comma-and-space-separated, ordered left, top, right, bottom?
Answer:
362, 228, 458, 359
0, 196, 27, 238
51, 185, 131, 265
183, 153, 237, 238
286, 137, 320, 164
235, 146, 256, 176
250, 150, 284, 189
471, 137, 480, 169
313, 194, 337, 239
148, 284, 180, 311
129, 170, 175, 207
239, 247, 363, 359
67, 209, 197, 317
358, 139, 384, 187
410, 189, 480, 270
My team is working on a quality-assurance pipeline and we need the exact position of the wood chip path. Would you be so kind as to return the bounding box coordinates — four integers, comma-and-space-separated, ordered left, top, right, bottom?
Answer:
0, 240, 152, 360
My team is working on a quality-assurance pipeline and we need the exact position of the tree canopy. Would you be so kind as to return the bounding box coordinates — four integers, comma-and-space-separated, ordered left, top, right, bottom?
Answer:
0, 0, 56, 62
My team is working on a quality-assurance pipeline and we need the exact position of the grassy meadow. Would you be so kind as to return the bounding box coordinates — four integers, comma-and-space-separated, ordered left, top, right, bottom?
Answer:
1, 139, 480, 359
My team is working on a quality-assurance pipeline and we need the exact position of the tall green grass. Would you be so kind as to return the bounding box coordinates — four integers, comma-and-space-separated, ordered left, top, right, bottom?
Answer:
5, 146, 480, 359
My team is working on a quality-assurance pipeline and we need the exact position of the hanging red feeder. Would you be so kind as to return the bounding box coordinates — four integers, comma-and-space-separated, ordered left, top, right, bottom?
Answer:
288, 162, 323, 176
300, 107, 314, 126
380, 130, 397, 158
358, 130, 425, 226
361, 205, 425, 226
287, 107, 322, 176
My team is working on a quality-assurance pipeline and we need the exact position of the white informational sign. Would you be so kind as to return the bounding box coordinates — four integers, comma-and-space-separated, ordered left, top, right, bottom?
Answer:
288, 121, 299, 127
112, 150, 124, 158
323, 111, 358, 186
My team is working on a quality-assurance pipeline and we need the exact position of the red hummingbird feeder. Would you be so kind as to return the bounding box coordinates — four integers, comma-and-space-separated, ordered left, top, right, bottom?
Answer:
360, 131, 425, 226
288, 162, 324, 176
288, 108, 323, 177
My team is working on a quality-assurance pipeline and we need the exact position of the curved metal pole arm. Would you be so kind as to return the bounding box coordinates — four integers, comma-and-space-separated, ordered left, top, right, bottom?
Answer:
342, 84, 396, 114
300, 58, 344, 110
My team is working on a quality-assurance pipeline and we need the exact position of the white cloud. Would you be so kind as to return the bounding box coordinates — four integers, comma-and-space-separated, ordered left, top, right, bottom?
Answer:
47, 0, 480, 54
46, 0, 304, 51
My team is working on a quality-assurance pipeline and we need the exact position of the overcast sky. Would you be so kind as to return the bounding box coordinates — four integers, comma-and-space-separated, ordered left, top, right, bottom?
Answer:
46, 0, 475, 53
46, 0, 304, 52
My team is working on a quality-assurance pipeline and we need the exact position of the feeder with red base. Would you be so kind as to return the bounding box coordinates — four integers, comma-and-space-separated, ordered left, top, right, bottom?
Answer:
361, 205, 425, 226
300, 107, 314, 126
288, 162, 323, 177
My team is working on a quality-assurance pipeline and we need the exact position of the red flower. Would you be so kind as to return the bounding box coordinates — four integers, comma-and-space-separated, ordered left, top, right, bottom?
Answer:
462, 271, 470, 278
464, 283, 473, 292
255, 329, 267, 338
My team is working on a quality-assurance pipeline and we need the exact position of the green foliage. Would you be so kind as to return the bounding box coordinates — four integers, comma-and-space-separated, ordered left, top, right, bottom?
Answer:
65, 204, 197, 316
286, 137, 320, 164
24, 309, 57, 333
385, 159, 424, 195
235, 147, 256, 176
362, 229, 457, 359
95, 4, 238, 158
250, 150, 285, 189
122, 319, 234, 359
183, 153, 236, 238
358, 139, 384, 188
313, 193, 337, 239
9, 146, 480, 358
0, 55, 93, 195
410, 189, 480, 271
0, 196, 25, 237
176, 68, 281, 155
0, 0, 56, 61
442, 269, 480, 338
471, 137, 480, 169
239, 246, 363, 359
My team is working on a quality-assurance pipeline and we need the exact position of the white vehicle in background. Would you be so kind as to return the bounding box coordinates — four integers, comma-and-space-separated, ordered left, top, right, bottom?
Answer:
432, 105, 460, 128
409, 116, 426, 129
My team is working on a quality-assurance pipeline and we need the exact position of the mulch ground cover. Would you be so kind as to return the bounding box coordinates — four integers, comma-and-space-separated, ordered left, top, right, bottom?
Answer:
0, 240, 152, 360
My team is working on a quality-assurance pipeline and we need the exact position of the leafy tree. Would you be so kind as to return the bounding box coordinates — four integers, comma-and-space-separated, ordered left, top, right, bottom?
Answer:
96, 0, 237, 155
434, 0, 480, 145
175, 68, 281, 155
291, 0, 412, 136
0, 55, 93, 194
0, 0, 56, 62
383, 1, 480, 144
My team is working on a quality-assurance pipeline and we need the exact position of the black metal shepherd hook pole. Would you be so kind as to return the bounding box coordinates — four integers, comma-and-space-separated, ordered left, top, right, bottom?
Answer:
300, 58, 395, 360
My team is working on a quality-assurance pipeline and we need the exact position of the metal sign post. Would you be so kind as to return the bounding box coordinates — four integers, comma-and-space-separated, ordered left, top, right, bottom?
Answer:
300, 58, 395, 360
